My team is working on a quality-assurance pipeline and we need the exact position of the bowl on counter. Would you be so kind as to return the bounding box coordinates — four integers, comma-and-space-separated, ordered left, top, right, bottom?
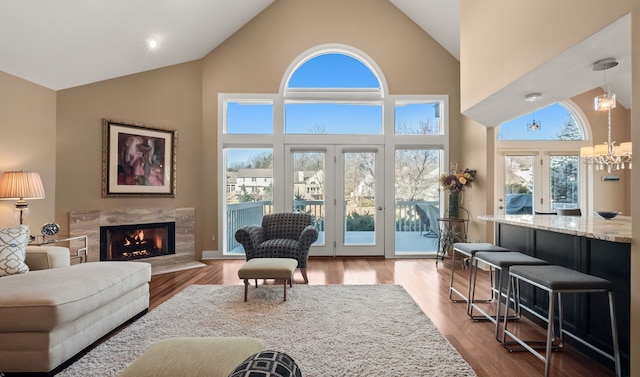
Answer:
595, 211, 621, 219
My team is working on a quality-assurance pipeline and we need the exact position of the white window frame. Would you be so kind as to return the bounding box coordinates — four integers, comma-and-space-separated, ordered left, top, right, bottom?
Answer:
495, 100, 593, 214
218, 44, 449, 258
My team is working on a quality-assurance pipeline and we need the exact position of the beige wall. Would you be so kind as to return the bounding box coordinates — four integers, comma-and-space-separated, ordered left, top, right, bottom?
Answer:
459, 115, 489, 242
0, 71, 56, 229
201, 0, 461, 251
55, 61, 204, 255
461, 0, 638, 373
460, 0, 630, 113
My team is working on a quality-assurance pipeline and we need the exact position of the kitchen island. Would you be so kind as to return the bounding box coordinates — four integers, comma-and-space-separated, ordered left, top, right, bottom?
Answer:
479, 214, 630, 375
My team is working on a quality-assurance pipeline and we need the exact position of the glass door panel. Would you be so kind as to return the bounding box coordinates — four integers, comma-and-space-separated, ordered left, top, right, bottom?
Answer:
549, 155, 579, 211
292, 151, 326, 246
286, 145, 384, 256
336, 147, 384, 256
498, 151, 583, 214
286, 147, 334, 256
394, 148, 441, 255
502, 155, 535, 215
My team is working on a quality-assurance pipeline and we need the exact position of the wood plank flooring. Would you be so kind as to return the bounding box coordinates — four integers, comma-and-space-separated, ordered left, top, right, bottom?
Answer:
149, 257, 615, 377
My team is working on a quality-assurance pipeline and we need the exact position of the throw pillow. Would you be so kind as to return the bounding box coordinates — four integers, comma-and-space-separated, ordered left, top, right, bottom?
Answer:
0, 224, 30, 277
228, 350, 302, 377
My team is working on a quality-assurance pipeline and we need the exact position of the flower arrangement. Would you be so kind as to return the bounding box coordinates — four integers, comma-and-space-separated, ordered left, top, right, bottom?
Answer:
440, 167, 477, 193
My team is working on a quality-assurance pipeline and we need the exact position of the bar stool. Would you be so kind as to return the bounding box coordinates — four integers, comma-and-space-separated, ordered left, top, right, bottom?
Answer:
469, 251, 548, 339
449, 242, 510, 304
502, 265, 621, 377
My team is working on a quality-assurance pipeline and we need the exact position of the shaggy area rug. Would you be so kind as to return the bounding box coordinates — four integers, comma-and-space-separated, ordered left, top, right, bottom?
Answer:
58, 284, 476, 377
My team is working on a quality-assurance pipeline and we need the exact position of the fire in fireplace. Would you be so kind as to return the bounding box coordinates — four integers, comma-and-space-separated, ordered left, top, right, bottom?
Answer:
100, 222, 176, 261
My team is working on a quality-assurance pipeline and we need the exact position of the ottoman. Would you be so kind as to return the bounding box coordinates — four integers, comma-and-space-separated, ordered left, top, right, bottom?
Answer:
118, 337, 263, 377
238, 258, 298, 301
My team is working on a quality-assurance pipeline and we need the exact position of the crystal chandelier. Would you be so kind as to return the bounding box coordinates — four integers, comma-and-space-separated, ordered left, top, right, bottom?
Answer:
580, 58, 632, 173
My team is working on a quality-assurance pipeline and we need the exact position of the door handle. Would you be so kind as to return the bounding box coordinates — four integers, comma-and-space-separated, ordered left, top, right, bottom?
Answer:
378, 206, 383, 211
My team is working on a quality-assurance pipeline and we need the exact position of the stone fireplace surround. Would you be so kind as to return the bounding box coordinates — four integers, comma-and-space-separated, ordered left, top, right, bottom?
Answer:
69, 207, 200, 274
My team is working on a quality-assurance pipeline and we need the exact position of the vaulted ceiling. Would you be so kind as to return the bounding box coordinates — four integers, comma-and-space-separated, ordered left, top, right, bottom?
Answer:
0, 1, 630, 125
0, 0, 460, 91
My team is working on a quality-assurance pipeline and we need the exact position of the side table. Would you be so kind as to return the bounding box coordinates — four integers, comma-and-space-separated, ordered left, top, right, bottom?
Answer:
29, 234, 89, 263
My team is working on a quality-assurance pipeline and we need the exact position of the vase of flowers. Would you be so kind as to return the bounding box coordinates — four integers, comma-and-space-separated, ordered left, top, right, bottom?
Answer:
440, 166, 477, 219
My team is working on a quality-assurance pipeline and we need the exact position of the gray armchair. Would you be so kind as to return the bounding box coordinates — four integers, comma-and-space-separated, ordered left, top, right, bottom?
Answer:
235, 213, 319, 283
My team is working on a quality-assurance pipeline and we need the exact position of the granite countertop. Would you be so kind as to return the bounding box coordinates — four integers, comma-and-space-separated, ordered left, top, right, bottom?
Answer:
478, 214, 631, 243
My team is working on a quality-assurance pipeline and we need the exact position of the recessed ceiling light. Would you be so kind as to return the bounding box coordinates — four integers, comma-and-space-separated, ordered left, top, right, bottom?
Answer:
147, 37, 159, 50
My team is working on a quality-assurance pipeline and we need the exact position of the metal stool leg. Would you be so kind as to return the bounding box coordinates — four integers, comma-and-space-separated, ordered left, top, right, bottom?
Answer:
448, 248, 467, 302
502, 266, 620, 377
450, 243, 510, 304
609, 292, 622, 377
544, 291, 556, 377
502, 274, 563, 353
451, 251, 495, 304
466, 258, 495, 314
469, 254, 537, 336
468, 258, 499, 319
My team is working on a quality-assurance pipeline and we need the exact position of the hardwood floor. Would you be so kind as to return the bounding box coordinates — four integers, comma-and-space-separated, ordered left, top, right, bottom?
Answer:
149, 257, 615, 377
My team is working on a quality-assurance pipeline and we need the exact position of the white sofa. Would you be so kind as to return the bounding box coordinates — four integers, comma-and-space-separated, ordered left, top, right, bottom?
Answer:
0, 245, 151, 374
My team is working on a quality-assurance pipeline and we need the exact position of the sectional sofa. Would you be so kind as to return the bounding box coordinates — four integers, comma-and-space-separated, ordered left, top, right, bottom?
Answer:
0, 245, 151, 374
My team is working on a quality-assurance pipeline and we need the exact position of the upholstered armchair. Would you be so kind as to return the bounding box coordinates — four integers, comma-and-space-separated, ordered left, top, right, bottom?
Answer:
235, 213, 319, 283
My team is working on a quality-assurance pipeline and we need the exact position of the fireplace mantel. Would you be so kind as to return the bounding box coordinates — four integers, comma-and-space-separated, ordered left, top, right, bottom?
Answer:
69, 208, 197, 273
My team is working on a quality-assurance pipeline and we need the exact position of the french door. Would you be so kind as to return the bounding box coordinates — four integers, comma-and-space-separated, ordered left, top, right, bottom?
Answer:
496, 149, 582, 214
285, 145, 385, 256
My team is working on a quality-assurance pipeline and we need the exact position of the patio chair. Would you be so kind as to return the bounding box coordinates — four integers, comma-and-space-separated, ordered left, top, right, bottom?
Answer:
415, 203, 439, 238
235, 213, 318, 283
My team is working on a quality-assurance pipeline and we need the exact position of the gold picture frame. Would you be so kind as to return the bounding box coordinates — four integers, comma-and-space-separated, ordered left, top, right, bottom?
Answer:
102, 119, 177, 197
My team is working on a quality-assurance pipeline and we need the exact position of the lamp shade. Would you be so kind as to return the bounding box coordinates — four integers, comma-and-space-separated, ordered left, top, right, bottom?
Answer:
0, 171, 46, 200
580, 146, 594, 157
594, 144, 609, 156
619, 142, 632, 155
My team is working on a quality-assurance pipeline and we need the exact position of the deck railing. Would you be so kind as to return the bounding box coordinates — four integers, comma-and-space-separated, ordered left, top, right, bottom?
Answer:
226, 201, 272, 251
226, 200, 440, 253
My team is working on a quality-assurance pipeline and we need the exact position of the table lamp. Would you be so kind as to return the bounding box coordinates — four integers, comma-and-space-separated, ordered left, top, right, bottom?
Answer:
0, 171, 46, 225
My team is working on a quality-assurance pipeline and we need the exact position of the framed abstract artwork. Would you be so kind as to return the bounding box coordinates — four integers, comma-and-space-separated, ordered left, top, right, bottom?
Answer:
102, 119, 177, 197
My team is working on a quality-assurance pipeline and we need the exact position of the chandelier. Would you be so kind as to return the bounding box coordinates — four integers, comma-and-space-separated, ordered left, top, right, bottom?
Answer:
580, 58, 632, 173
525, 93, 542, 131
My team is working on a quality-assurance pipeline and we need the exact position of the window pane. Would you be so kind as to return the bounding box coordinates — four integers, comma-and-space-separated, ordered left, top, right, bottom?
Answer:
226, 101, 273, 134
498, 103, 584, 141
292, 151, 325, 246
285, 103, 383, 134
288, 53, 380, 89
225, 148, 273, 254
395, 102, 442, 135
344, 152, 376, 245
394, 149, 441, 253
550, 155, 579, 210
504, 155, 534, 215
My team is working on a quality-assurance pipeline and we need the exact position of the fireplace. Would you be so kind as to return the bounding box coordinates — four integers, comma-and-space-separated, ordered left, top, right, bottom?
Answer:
100, 222, 176, 261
